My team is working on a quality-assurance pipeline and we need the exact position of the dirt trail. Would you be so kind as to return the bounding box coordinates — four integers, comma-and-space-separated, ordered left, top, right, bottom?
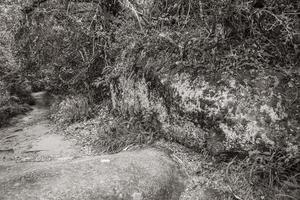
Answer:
0, 93, 187, 200
0, 100, 88, 164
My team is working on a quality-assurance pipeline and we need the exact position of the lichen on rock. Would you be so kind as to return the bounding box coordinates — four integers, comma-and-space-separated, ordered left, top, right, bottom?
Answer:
112, 69, 298, 154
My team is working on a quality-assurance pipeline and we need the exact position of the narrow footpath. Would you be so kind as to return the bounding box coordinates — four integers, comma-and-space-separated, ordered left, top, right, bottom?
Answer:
0, 104, 86, 164
0, 93, 186, 200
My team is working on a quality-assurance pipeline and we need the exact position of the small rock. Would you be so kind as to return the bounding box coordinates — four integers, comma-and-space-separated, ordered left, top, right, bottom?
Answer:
100, 159, 110, 163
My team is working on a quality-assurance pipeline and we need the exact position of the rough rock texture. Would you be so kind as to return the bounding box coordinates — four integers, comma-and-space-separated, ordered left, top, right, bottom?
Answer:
112, 71, 299, 154
0, 149, 186, 200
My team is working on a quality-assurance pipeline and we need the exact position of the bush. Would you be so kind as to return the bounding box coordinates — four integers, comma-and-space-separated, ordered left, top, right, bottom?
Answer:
50, 95, 93, 125
0, 104, 32, 127
248, 147, 299, 190
92, 109, 162, 153
0, 82, 32, 127
61, 106, 162, 153
8, 84, 35, 105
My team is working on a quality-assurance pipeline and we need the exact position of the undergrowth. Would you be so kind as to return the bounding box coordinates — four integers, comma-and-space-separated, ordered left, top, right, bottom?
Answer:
0, 82, 32, 127
50, 95, 93, 125
92, 109, 162, 153
157, 141, 300, 200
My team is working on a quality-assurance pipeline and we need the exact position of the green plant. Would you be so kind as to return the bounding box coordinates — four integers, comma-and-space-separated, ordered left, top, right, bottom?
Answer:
50, 95, 93, 125
247, 147, 299, 198
93, 110, 162, 153
0, 81, 32, 127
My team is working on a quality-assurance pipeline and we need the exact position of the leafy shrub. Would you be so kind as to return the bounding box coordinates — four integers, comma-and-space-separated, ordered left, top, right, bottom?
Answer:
0, 81, 32, 127
61, 106, 162, 153
93, 110, 162, 153
50, 95, 93, 125
8, 84, 35, 105
13, 0, 116, 99
248, 147, 299, 188
0, 104, 32, 127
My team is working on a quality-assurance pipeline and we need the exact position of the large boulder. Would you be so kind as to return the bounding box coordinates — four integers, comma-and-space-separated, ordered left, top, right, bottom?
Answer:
111, 70, 299, 155
0, 148, 186, 200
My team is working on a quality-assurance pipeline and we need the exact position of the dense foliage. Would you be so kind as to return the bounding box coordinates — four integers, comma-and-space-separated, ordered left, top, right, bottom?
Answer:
11, 0, 300, 96
0, 1, 35, 126
1, 0, 299, 199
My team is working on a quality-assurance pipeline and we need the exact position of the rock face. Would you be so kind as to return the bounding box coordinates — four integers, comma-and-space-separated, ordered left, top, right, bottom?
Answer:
111, 71, 299, 154
0, 149, 186, 200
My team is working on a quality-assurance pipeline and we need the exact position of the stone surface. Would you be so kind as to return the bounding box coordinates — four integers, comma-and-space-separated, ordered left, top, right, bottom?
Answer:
112, 71, 299, 153
0, 149, 186, 200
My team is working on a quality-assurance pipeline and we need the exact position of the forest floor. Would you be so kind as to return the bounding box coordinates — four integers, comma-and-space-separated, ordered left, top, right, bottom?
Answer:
0, 101, 240, 200
0, 105, 90, 164
0, 102, 187, 199
0, 95, 278, 200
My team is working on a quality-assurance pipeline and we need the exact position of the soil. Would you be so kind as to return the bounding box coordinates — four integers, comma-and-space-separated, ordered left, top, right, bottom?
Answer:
0, 104, 89, 164
0, 95, 186, 200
